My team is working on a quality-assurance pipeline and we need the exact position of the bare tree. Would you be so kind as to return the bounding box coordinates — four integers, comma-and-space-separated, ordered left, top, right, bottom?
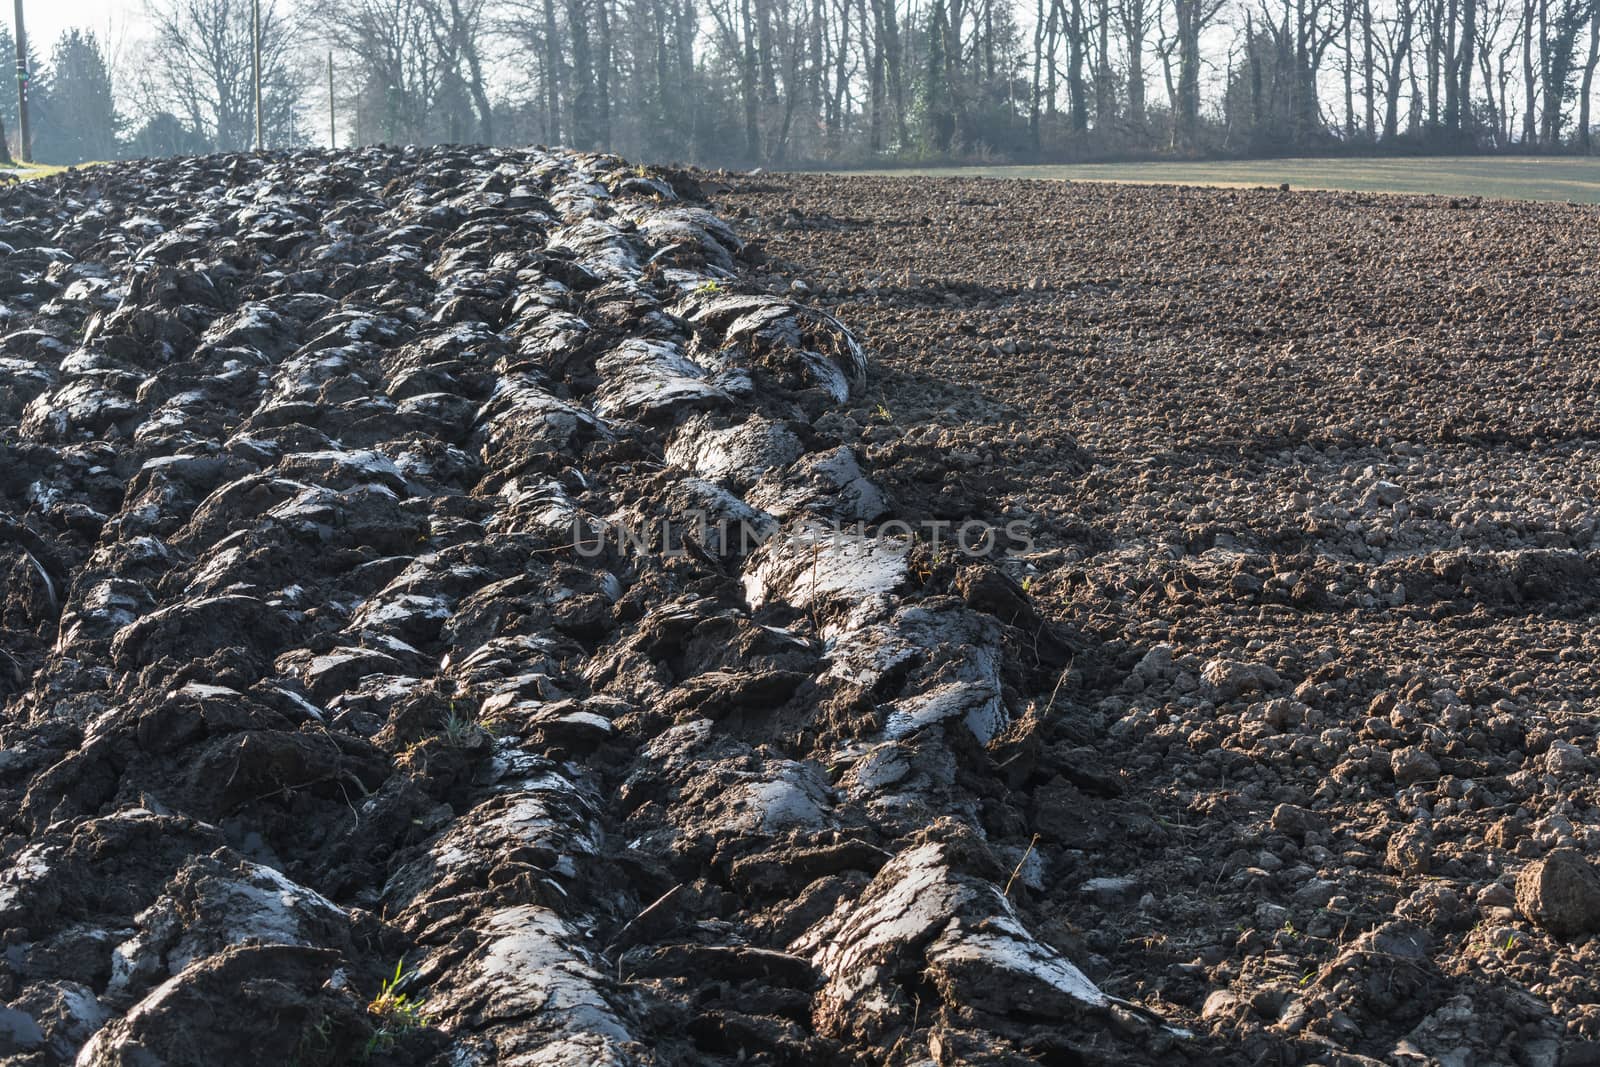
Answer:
1362, 0, 1375, 136
1173, 0, 1227, 146
96, 0, 1600, 165
432, 0, 495, 143
1539, 0, 1591, 143
1376, 0, 1418, 137
1475, 0, 1519, 143
139, 0, 305, 151
1120, 0, 1158, 126
309, 0, 467, 144
1580, 0, 1600, 147
495, 0, 564, 142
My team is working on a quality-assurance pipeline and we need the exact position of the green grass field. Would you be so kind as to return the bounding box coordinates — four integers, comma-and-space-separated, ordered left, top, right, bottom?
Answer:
852, 155, 1600, 203
1, 161, 80, 182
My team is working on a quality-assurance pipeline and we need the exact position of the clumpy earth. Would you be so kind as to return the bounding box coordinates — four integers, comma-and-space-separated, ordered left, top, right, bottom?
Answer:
715, 173, 1600, 1065
1, 148, 1156, 1067
1, 149, 1598, 1067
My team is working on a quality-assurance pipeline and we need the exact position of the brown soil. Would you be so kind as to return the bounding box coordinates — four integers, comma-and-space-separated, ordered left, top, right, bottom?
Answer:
714, 173, 1600, 1065
6, 149, 1600, 1067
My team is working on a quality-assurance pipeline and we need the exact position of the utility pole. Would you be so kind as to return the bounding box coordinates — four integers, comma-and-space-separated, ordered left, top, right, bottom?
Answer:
252, 0, 263, 151
12, 0, 30, 163
328, 52, 336, 149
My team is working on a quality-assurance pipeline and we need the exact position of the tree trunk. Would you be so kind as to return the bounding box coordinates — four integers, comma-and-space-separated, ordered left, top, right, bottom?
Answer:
1443, 0, 1460, 128
1384, 0, 1415, 137
1249, 9, 1264, 129
1124, 0, 1147, 127
741, 0, 761, 159
1542, 0, 1585, 146
812, 0, 827, 131
821, 0, 839, 151
1175, 0, 1204, 147
1539, 0, 1553, 145
567, 0, 596, 146
1048, 0, 1061, 114
543, 0, 563, 143
867, 0, 885, 150
1523, 0, 1537, 144
1031, 0, 1046, 147
1096, 0, 1114, 130
1456, 0, 1476, 135
677, 0, 698, 152
1580, 3, 1600, 150
1345, 4, 1356, 137
447, 0, 494, 144
652, 0, 671, 132
1068, 0, 1089, 131
945, 0, 963, 119
1427, 0, 1443, 125
758, 0, 777, 101
1295, 0, 1320, 142
1493, 37, 1515, 144
1477, 37, 1500, 144
986, 0, 997, 80
926, 0, 953, 149
877, 0, 908, 146
1157, 18, 1179, 145
1363, 0, 1376, 137
596, 0, 612, 148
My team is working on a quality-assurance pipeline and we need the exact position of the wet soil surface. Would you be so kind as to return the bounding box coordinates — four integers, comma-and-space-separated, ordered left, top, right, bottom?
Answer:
713, 173, 1600, 1066
3, 151, 1598, 1067
0, 149, 1175, 1066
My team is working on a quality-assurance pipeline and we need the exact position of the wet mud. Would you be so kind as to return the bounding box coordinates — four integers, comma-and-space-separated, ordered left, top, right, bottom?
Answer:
0, 151, 1154, 1065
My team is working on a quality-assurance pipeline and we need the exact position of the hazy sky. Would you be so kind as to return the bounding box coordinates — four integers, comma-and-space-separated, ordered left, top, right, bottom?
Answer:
7, 1, 145, 62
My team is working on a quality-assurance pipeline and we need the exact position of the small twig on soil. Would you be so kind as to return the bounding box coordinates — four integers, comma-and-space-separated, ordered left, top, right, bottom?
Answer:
1040, 658, 1074, 717
885, 994, 924, 1062
1004, 834, 1041, 898
336, 778, 362, 827
605, 883, 686, 956
1368, 335, 1418, 353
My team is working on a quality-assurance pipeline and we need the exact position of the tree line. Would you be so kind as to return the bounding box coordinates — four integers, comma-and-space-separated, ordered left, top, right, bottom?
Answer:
2, 25, 118, 164
4, 0, 1600, 167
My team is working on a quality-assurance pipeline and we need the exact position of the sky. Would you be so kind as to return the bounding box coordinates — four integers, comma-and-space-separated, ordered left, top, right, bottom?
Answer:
4, 1, 343, 148
6, 1, 136, 59
6, 4, 154, 139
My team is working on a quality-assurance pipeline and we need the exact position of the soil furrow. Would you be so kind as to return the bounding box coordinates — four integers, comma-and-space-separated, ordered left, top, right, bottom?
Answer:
0, 151, 1157, 1066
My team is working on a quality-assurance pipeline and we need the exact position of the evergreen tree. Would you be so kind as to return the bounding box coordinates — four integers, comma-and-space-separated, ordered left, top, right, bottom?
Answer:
1, 22, 17, 156
2, 29, 49, 161
33, 30, 118, 164
123, 111, 209, 158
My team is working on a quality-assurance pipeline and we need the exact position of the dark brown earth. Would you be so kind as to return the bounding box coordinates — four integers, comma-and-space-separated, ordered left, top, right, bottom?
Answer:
0, 149, 1166, 1067
714, 173, 1600, 1065
5, 151, 1600, 1067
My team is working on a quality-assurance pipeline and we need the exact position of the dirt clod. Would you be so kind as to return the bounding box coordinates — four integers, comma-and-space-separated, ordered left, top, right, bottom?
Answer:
715, 171, 1600, 1064
1517, 849, 1600, 938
